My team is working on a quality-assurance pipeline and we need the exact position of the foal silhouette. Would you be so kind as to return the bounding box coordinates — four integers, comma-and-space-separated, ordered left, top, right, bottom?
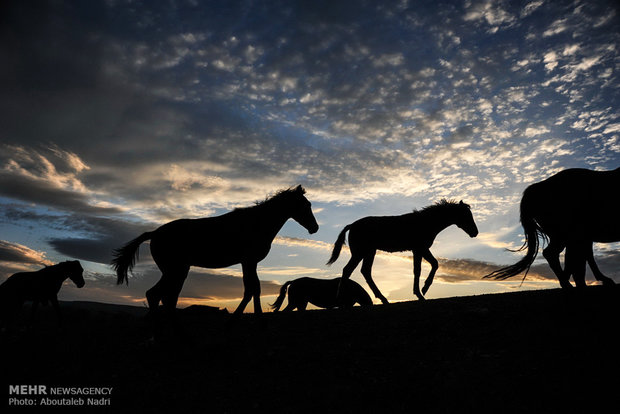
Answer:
271, 277, 372, 312
0, 260, 85, 326
112, 186, 318, 314
486, 167, 619, 287
327, 200, 479, 303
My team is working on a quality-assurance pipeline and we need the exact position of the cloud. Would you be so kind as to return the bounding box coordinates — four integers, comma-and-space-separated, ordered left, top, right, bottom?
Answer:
0, 240, 54, 279
0, 0, 618, 308
0, 240, 52, 266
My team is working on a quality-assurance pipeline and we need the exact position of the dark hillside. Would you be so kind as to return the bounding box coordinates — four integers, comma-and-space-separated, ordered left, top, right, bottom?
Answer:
3, 286, 619, 413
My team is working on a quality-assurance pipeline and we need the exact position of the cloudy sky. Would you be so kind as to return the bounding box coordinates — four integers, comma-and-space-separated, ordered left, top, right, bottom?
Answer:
1, 0, 618, 311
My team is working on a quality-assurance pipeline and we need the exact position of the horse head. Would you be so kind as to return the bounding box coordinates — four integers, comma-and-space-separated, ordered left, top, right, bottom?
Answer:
65, 260, 86, 288
288, 185, 319, 234
456, 200, 478, 238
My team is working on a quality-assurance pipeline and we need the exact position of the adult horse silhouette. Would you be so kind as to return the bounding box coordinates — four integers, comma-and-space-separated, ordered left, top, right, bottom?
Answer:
0, 260, 85, 326
271, 277, 372, 312
327, 200, 479, 303
485, 168, 619, 288
112, 186, 318, 314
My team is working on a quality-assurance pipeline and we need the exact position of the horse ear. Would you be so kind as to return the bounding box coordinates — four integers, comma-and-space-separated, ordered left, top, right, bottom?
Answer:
459, 200, 464, 205
295, 185, 304, 193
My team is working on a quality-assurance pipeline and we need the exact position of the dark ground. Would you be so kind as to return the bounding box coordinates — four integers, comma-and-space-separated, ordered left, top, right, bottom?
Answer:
2, 286, 619, 413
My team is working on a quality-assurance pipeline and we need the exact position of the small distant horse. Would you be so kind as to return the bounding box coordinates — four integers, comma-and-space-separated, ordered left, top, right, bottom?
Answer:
0, 260, 85, 326
112, 186, 319, 314
271, 277, 372, 312
485, 168, 619, 288
327, 200, 479, 303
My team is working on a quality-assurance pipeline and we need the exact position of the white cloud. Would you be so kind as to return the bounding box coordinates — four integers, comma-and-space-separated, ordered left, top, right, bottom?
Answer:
521, 0, 544, 18
372, 53, 405, 67
543, 18, 568, 37
523, 126, 550, 137
543, 51, 558, 71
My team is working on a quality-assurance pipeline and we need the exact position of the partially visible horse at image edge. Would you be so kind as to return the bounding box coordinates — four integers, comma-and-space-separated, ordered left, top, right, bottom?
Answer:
327, 200, 479, 303
0, 260, 85, 327
112, 186, 319, 314
485, 167, 619, 287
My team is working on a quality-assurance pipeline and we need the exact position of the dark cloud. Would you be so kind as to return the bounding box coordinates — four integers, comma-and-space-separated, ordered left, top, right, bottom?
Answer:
0, 171, 122, 215
0, 239, 52, 280
0, 239, 50, 265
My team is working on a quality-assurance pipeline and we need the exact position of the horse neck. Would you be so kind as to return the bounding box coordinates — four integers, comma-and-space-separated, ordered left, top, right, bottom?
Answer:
422, 206, 459, 236
253, 199, 292, 239
42, 264, 70, 284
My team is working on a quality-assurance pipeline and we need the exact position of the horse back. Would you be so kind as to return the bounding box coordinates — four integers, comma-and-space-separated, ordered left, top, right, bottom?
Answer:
0, 270, 62, 303
288, 278, 372, 308
348, 214, 423, 252
525, 168, 620, 241
150, 214, 277, 267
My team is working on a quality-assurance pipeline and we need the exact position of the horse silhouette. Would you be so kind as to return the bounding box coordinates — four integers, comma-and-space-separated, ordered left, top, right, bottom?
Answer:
0, 260, 85, 326
327, 200, 479, 303
112, 186, 318, 314
271, 277, 372, 312
563, 241, 615, 287
485, 167, 619, 287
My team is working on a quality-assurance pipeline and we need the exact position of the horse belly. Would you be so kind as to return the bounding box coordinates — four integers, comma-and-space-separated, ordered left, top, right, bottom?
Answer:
291, 279, 338, 309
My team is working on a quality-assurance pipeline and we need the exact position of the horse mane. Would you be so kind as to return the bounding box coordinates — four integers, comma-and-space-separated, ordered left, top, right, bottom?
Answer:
235, 186, 305, 212
415, 199, 469, 214
40, 260, 79, 273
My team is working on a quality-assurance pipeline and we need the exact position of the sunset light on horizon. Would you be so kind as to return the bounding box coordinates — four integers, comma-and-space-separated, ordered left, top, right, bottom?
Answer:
1, 0, 618, 312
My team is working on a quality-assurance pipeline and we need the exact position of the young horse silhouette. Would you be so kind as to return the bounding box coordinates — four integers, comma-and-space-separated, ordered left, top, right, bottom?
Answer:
112, 186, 318, 314
0, 260, 85, 326
327, 200, 479, 303
485, 168, 619, 288
271, 277, 372, 312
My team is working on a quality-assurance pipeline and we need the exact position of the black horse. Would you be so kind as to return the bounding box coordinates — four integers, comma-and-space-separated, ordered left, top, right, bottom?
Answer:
112, 186, 319, 314
485, 168, 619, 287
271, 277, 372, 311
0, 260, 85, 326
327, 200, 479, 303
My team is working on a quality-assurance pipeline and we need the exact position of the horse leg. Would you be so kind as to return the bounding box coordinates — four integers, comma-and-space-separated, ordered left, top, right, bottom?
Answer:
337, 255, 363, 302
146, 279, 165, 312
586, 244, 615, 286
413, 252, 425, 300
421, 249, 439, 295
360, 251, 388, 304
543, 238, 571, 289
50, 296, 62, 326
235, 262, 261, 315
566, 243, 587, 288
161, 266, 189, 312
28, 300, 40, 327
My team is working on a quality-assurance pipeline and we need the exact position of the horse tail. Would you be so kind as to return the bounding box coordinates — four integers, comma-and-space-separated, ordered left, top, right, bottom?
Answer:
484, 185, 546, 281
111, 232, 153, 285
270, 281, 293, 312
326, 225, 351, 265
